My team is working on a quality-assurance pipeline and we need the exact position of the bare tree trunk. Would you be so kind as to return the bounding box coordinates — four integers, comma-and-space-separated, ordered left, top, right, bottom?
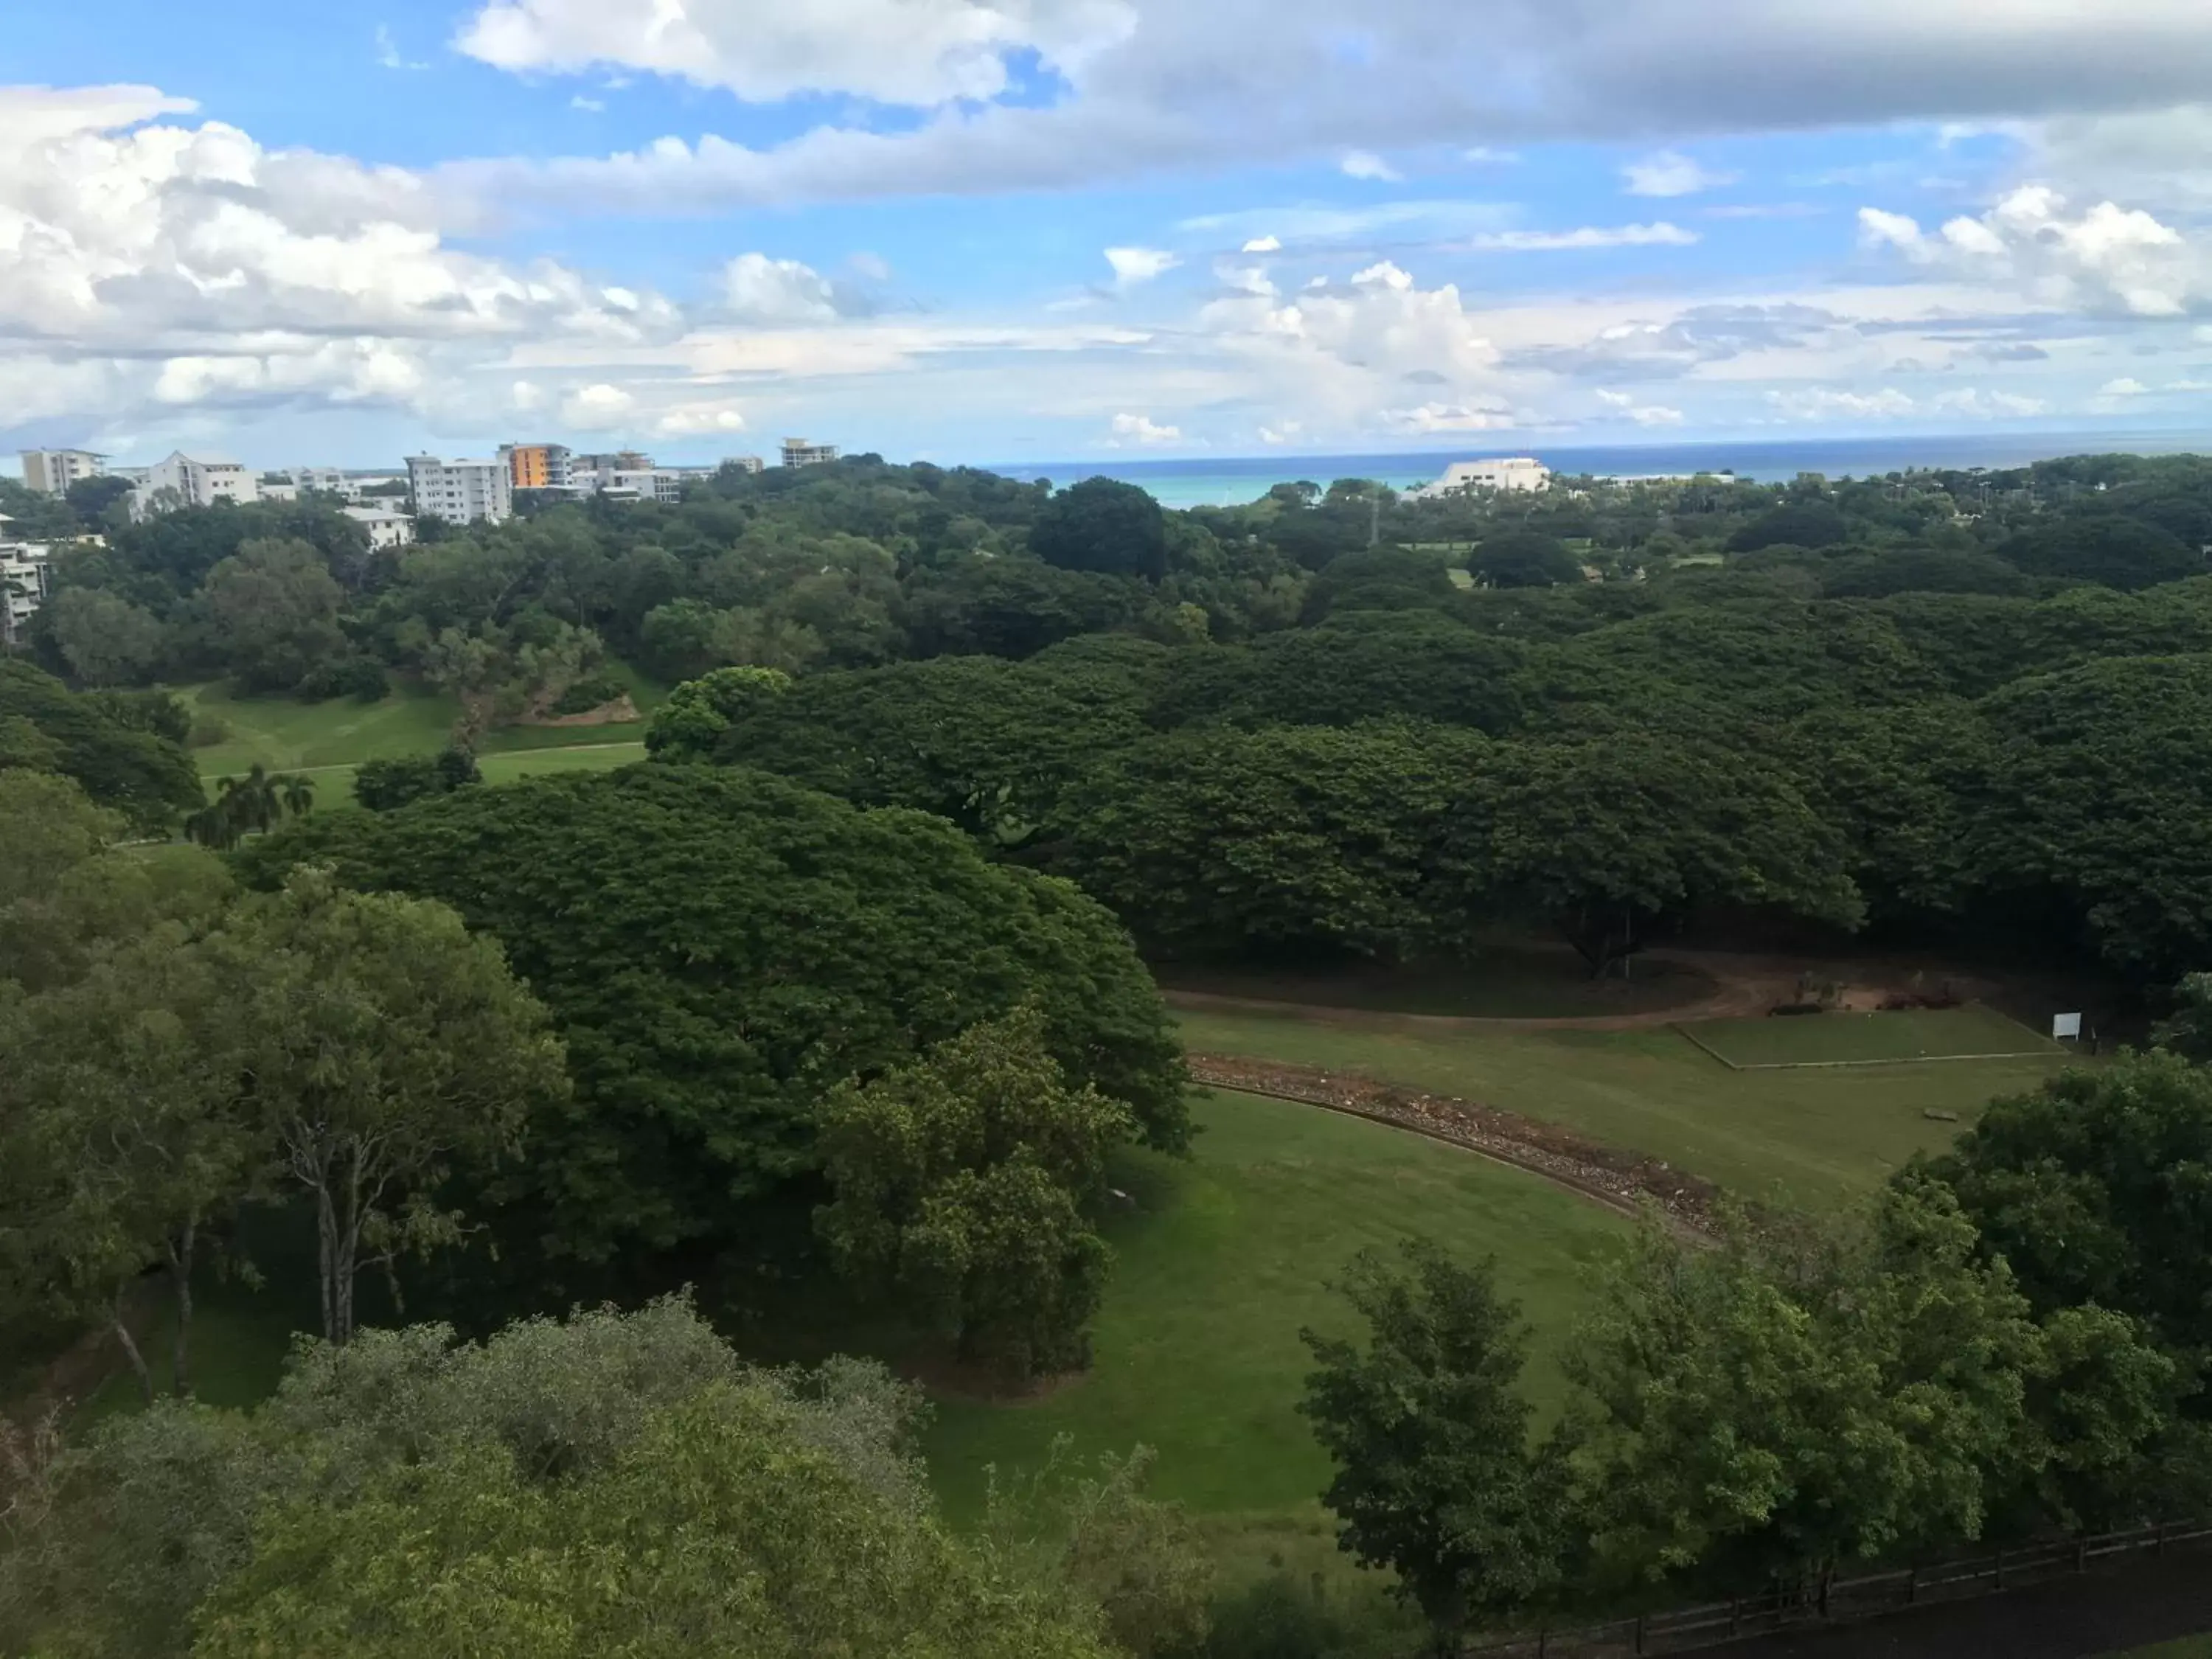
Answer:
165, 1220, 196, 1397
315, 1181, 343, 1345
110, 1290, 153, 1405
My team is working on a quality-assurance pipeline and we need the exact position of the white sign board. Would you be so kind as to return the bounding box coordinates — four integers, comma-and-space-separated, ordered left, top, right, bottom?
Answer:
2052, 1012, 2083, 1040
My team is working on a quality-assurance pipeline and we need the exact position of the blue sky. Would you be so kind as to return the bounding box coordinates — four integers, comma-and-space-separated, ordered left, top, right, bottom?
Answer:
4, 0, 2212, 470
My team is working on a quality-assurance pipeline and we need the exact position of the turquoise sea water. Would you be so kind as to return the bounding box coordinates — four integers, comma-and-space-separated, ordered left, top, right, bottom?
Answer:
990, 431, 2212, 509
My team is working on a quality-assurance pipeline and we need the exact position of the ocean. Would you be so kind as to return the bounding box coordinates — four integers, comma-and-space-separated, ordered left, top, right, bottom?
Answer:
988, 430, 2212, 509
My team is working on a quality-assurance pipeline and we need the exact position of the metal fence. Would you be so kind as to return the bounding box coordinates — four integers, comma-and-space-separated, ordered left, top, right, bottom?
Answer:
1463, 1521, 2212, 1658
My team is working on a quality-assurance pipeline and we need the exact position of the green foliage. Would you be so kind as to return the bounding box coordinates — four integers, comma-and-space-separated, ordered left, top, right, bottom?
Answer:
44, 586, 168, 686
0, 658, 204, 832
1301, 1239, 1565, 1640
1925, 1051, 2212, 1367
1471, 532, 1582, 589
197, 538, 348, 693
2001, 512, 2203, 590
352, 745, 481, 811
818, 1008, 1140, 1377
644, 664, 793, 761
1029, 476, 1171, 581
238, 766, 1185, 1268
184, 762, 316, 850
1728, 501, 1848, 552
548, 669, 627, 714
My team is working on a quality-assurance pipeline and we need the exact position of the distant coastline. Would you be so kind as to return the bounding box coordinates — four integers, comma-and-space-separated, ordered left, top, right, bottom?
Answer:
990, 430, 2212, 508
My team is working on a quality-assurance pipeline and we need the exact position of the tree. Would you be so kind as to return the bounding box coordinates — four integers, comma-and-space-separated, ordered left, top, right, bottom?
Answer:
1300, 1239, 1563, 1646
0, 660, 203, 832
236, 767, 1185, 1273
816, 1008, 1138, 1378
2002, 513, 2202, 591
1029, 476, 1170, 581
1561, 1186, 2045, 1599
1728, 501, 1848, 552
352, 747, 479, 811
1470, 532, 1582, 590
1923, 1051, 2212, 1367
44, 588, 167, 686
196, 538, 347, 693
643, 664, 793, 761
223, 869, 568, 1343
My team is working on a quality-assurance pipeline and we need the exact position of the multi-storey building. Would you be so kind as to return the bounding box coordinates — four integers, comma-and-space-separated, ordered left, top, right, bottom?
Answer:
405, 455, 513, 524
499, 442, 574, 490
780, 437, 841, 468
18, 449, 108, 495
344, 504, 417, 551
1405, 457, 1553, 498
116, 451, 260, 518
722, 454, 766, 476
292, 467, 365, 500
0, 514, 52, 644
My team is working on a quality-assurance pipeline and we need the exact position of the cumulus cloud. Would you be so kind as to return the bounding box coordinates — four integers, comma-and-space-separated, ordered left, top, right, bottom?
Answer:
562, 382, 636, 428
1105, 246, 1179, 285
1621, 150, 1737, 198
1240, 234, 1281, 254
1467, 223, 1697, 251
1764, 385, 2047, 423
2099, 376, 2152, 396
1109, 411, 1180, 445
1340, 150, 1402, 182
654, 401, 749, 437
722, 252, 844, 324
1596, 389, 1686, 426
454, 0, 1139, 107
0, 83, 677, 436
1860, 187, 2207, 317
1382, 402, 1518, 434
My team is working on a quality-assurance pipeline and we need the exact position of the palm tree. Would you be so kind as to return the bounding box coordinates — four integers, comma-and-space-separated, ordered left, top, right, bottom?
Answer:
217, 765, 281, 837
279, 773, 316, 819
184, 801, 240, 851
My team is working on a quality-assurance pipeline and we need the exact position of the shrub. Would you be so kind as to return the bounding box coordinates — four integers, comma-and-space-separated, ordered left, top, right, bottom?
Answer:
549, 672, 628, 716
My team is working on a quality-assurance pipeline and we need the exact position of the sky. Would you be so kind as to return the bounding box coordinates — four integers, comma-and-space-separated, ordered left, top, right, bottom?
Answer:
5, 0, 2212, 471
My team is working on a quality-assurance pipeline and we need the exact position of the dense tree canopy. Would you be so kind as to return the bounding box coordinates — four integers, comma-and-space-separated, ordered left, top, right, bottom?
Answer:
239, 765, 1185, 1270
0, 661, 201, 831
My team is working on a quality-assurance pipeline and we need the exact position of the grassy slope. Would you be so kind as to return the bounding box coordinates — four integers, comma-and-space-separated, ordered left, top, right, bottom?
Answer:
1177, 1011, 2068, 1208
924, 1088, 1629, 1573
1679, 1005, 2059, 1068
1155, 946, 1717, 1020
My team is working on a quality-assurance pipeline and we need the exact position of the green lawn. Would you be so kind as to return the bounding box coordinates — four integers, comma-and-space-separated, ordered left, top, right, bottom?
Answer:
923, 1088, 1630, 1576
2105, 1642, 2212, 1658
1677, 1005, 2059, 1069
1178, 1011, 2070, 1208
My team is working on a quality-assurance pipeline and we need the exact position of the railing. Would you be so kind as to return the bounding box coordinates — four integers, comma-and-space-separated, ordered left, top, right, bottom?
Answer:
1463, 1520, 2212, 1657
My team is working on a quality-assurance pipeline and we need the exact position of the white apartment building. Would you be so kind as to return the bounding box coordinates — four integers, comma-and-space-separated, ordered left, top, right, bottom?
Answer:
723, 453, 765, 476
1408, 457, 1553, 498
600, 468, 684, 504
406, 455, 513, 525
18, 449, 107, 495
0, 514, 52, 644
116, 451, 260, 518
780, 437, 840, 468
344, 504, 417, 551
292, 467, 366, 500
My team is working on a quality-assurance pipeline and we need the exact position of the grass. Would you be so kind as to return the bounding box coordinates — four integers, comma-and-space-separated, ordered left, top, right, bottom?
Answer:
922, 1088, 1630, 1576
1177, 1010, 2070, 1208
1155, 946, 1716, 1020
2107, 1642, 2212, 1658
1677, 1005, 2060, 1070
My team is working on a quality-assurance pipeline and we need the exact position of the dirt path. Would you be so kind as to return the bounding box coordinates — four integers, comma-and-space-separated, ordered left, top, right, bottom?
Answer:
1189, 1054, 1719, 1236
1167, 949, 2008, 1036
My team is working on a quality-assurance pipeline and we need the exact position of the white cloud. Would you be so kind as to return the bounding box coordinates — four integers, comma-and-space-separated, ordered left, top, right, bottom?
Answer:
2099, 376, 2152, 396
1240, 234, 1281, 254
1183, 200, 1514, 246
1257, 420, 1303, 444
1340, 150, 1402, 182
1105, 246, 1180, 285
1382, 402, 1518, 434
1467, 223, 1698, 251
570, 94, 605, 112
1596, 389, 1686, 426
1462, 147, 1521, 165
1766, 387, 1921, 422
375, 24, 430, 71
562, 382, 636, 428
453, 0, 1139, 108
722, 252, 844, 324
1860, 187, 2205, 317
654, 401, 749, 437
1622, 150, 1737, 198
1109, 411, 1180, 445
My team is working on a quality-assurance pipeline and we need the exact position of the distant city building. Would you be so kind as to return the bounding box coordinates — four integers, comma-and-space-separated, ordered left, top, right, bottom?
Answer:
780, 437, 840, 468
344, 504, 417, 552
722, 453, 766, 476
406, 455, 513, 525
18, 449, 107, 496
1407, 457, 1552, 498
260, 479, 301, 502
0, 512, 52, 644
115, 451, 260, 518
500, 442, 574, 490
292, 466, 365, 500
599, 468, 684, 504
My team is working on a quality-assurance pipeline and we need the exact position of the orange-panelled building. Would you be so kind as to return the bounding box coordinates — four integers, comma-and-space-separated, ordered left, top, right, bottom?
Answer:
501, 442, 572, 489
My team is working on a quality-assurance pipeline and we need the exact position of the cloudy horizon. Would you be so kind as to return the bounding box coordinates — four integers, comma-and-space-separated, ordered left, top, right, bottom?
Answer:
7, 0, 2212, 470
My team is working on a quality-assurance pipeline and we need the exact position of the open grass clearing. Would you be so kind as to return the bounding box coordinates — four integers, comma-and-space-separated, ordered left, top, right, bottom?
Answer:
1677, 1004, 2062, 1069
1155, 944, 1717, 1020
1177, 1010, 2070, 1208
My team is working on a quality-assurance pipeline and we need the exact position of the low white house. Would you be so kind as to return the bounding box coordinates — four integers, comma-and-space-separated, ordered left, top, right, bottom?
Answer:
344, 504, 417, 552
1407, 457, 1553, 498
